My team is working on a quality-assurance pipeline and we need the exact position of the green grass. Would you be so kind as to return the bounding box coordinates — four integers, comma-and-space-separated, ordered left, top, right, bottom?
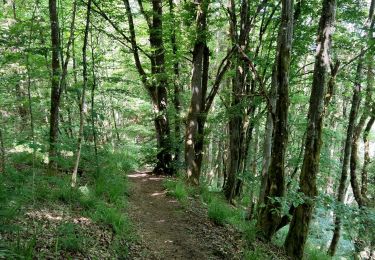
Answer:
305, 244, 332, 260
244, 247, 268, 260
207, 198, 233, 225
163, 178, 189, 202
92, 202, 131, 235
56, 223, 85, 253
0, 147, 136, 259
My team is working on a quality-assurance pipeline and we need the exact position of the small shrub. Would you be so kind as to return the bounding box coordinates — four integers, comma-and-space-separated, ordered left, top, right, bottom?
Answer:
92, 203, 131, 235
200, 186, 214, 204
242, 221, 257, 244
164, 179, 188, 201
54, 184, 81, 205
207, 199, 232, 226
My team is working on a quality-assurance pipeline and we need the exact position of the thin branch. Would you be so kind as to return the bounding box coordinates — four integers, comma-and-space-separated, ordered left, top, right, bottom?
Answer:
137, 0, 152, 29
236, 45, 272, 112
204, 46, 236, 113
91, 0, 151, 59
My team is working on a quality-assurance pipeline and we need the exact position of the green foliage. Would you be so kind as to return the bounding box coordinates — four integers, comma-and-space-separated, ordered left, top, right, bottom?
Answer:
92, 202, 131, 235
242, 221, 257, 244
0, 147, 135, 258
56, 223, 85, 253
207, 198, 233, 226
305, 244, 332, 260
243, 247, 268, 260
6, 235, 36, 260
163, 178, 189, 202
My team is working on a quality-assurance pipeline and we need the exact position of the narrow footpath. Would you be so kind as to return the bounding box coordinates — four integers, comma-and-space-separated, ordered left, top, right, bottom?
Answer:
127, 171, 243, 260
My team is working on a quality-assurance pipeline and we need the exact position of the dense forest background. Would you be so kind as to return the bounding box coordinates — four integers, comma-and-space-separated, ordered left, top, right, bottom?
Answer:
1, 0, 375, 259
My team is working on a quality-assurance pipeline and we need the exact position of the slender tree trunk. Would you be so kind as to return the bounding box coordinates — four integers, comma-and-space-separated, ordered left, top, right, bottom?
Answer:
90, 31, 98, 160
360, 0, 375, 203
284, 0, 336, 258
0, 126, 5, 173
110, 97, 121, 143
361, 116, 374, 199
48, 0, 62, 171
72, 0, 91, 187
256, 0, 294, 240
15, 83, 28, 131
258, 100, 275, 207
328, 59, 362, 256
169, 0, 181, 166
224, 0, 250, 202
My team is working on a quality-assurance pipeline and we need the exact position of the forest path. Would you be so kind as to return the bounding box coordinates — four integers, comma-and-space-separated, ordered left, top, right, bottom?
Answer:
127, 171, 242, 260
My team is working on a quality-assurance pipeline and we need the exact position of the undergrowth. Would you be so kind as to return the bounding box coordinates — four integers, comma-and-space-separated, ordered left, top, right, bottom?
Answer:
0, 145, 138, 259
163, 176, 335, 260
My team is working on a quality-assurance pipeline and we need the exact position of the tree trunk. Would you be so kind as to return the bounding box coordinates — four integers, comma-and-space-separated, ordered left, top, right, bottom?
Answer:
256, 0, 294, 240
224, 0, 251, 202
284, 0, 336, 258
185, 0, 209, 184
169, 0, 182, 166
0, 126, 5, 173
328, 59, 362, 256
359, 0, 375, 204
258, 99, 275, 207
149, 0, 173, 175
48, 0, 62, 171
361, 116, 374, 199
72, 0, 91, 187
90, 31, 99, 162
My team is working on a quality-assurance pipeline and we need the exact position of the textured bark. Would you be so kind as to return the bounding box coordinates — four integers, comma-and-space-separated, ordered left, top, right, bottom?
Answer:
256, 0, 294, 240
224, 0, 251, 202
361, 116, 374, 199
185, 0, 209, 184
224, 0, 269, 202
149, 0, 173, 175
48, 0, 62, 171
72, 0, 91, 187
258, 98, 275, 207
185, 0, 233, 184
361, 0, 375, 203
169, 0, 182, 165
328, 60, 362, 256
284, 0, 336, 258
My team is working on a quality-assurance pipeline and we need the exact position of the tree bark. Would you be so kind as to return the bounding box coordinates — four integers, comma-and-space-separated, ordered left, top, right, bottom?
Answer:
149, 0, 173, 175
47, 0, 62, 171
328, 59, 362, 256
185, 0, 209, 184
122, 0, 173, 175
284, 0, 336, 258
256, 0, 294, 240
90, 31, 99, 167
169, 0, 182, 166
224, 0, 251, 202
361, 116, 374, 199
72, 0, 91, 187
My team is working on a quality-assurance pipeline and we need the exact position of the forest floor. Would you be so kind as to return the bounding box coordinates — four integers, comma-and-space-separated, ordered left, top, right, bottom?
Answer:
126, 171, 244, 260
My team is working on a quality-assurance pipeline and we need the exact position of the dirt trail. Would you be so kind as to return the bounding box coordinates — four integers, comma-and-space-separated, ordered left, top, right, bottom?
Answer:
127, 171, 243, 260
